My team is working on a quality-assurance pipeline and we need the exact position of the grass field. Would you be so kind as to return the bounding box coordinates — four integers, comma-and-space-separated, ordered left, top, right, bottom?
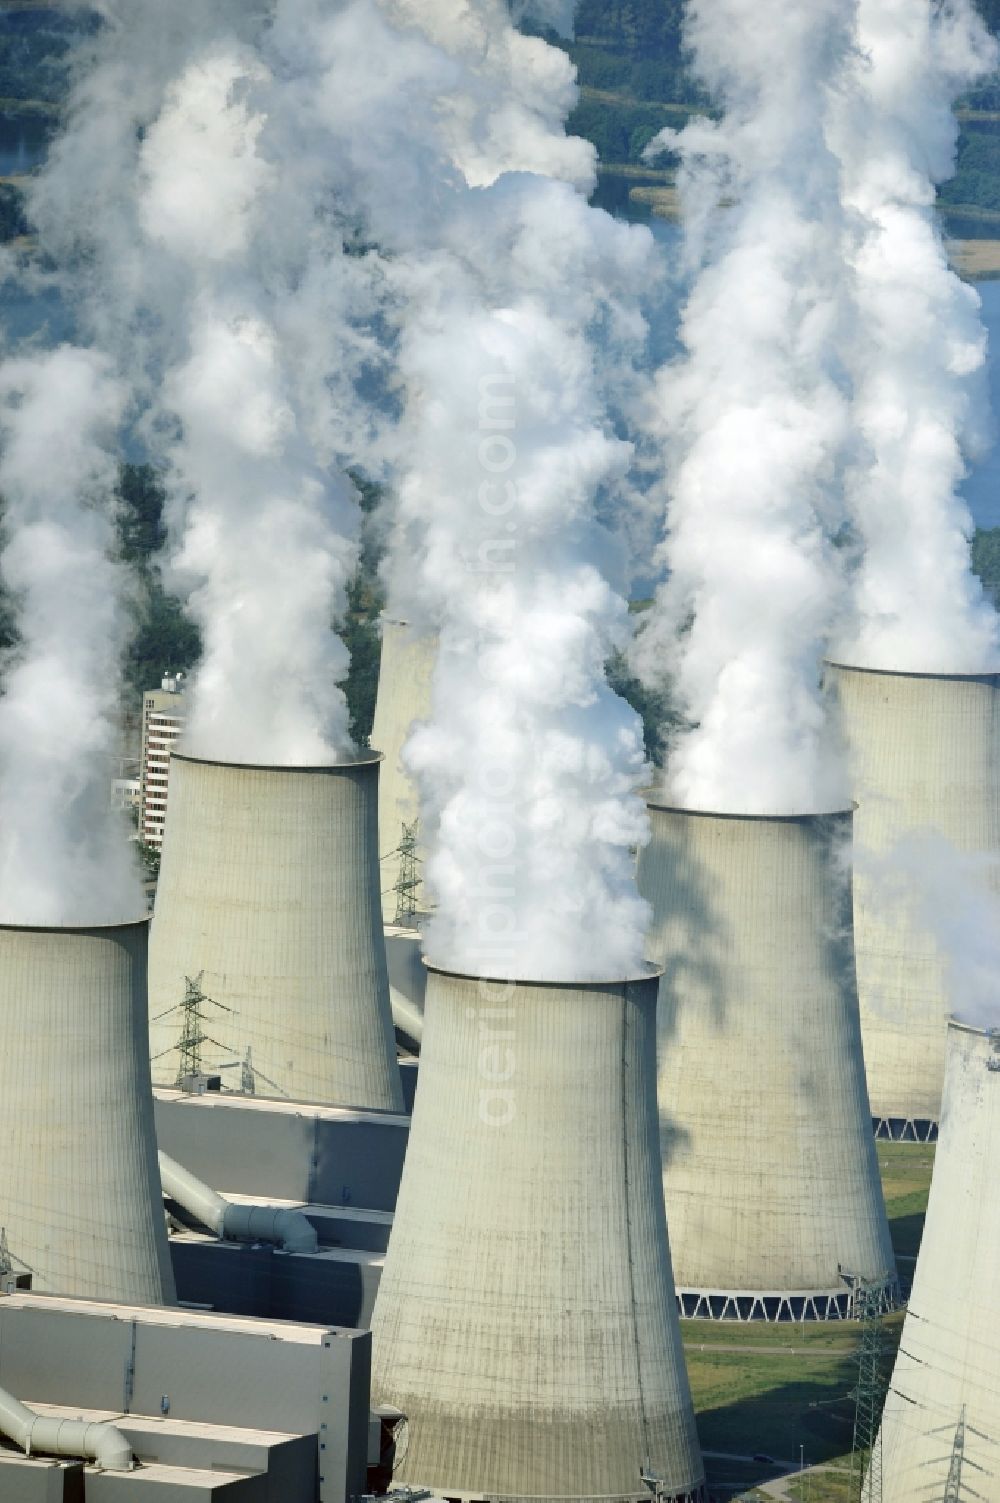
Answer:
680, 1142, 935, 1499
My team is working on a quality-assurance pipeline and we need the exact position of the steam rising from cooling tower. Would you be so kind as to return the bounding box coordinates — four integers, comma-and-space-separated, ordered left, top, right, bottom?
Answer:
828, 0, 1000, 672
284, 0, 660, 978
27, 3, 388, 766
0, 347, 142, 925
632, 0, 853, 816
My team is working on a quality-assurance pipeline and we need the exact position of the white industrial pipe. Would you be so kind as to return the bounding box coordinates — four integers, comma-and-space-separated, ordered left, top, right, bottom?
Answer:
158, 1152, 318, 1254
0, 1386, 132, 1471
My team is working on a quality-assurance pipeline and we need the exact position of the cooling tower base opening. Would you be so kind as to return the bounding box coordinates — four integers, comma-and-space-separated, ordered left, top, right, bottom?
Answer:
873, 1114, 939, 1143
676, 1279, 900, 1322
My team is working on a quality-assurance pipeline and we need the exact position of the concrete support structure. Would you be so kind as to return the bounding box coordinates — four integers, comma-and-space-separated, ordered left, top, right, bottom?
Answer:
0, 920, 175, 1305
637, 804, 897, 1317
830, 665, 1000, 1139
370, 964, 705, 1502
369, 617, 435, 922
148, 753, 403, 1111
872, 1022, 1000, 1501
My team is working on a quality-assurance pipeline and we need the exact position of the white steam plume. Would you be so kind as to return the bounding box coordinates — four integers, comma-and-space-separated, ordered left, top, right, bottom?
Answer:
828, 0, 1000, 673
0, 346, 142, 924
135, 48, 358, 761
270, 0, 659, 978
632, 0, 854, 816
28, 5, 387, 763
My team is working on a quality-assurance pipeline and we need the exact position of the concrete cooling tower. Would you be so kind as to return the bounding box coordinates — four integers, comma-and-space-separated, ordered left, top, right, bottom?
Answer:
369, 616, 435, 923
831, 665, 1000, 1140
637, 803, 897, 1320
0, 920, 175, 1305
870, 1021, 1000, 1502
147, 752, 403, 1111
370, 963, 706, 1502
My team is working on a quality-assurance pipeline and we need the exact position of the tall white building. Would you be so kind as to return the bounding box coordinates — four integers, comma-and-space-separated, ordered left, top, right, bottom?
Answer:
140, 674, 187, 848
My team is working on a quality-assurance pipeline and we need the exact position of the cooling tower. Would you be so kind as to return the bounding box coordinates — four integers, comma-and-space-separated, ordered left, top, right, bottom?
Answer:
636, 803, 897, 1319
830, 664, 1000, 1139
369, 616, 435, 922
147, 752, 403, 1111
370, 963, 706, 1501
871, 1021, 1000, 1501
0, 919, 174, 1305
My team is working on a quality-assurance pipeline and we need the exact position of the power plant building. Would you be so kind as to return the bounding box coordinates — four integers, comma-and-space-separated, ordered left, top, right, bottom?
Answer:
872, 1020, 1000, 1501
0, 919, 175, 1306
831, 664, 1000, 1139
139, 674, 187, 849
147, 752, 403, 1112
637, 803, 897, 1319
370, 963, 706, 1501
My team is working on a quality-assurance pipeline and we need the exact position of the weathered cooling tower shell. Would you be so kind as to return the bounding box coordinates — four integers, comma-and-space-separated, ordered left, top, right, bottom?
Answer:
148, 753, 403, 1111
370, 964, 705, 1502
872, 1021, 1000, 1501
369, 617, 435, 922
637, 803, 897, 1320
830, 664, 1000, 1140
0, 920, 175, 1305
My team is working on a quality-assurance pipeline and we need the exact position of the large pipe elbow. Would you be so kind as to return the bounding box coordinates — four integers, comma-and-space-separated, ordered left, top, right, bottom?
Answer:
0, 1387, 133, 1472
27, 1420, 134, 1473
221, 1203, 318, 1254
161, 1150, 318, 1253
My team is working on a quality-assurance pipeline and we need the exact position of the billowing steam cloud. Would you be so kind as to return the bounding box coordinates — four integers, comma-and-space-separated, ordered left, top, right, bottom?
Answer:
269, 0, 658, 977
827, 0, 1000, 673
28, 3, 382, 763
633, 0, 853, 816
0, 346, 142, 923
135, 49, 358, 761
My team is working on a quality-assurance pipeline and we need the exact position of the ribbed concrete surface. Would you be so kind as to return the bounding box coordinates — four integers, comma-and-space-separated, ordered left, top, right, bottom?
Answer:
0, 921, 174, 1305
831, 666, 1000, 1125
369, 618, 435, 922
148, 754, 402, 1111
637, 806, 895, 1297
874, 1022, 1000, 1501
370, 967, 705, 1501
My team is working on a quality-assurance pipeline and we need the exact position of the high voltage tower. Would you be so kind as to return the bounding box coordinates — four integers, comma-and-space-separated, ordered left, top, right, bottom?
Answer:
393, 819, 422, 926
944, 1408, 970, 1503
932, 1404, 991, 1503
152, 971, 236, 1085
846, 1271, 893, 1503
